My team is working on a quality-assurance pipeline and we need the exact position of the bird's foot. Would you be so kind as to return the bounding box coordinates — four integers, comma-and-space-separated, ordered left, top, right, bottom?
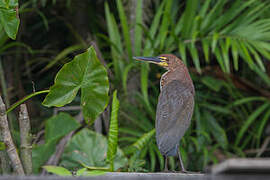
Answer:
180, 170, 192, 174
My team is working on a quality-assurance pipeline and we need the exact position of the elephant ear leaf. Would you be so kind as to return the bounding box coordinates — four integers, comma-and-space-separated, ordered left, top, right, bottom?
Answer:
43, 46, 109, 124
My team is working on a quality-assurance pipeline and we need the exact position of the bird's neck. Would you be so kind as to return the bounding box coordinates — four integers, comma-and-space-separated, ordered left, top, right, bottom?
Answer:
160, 67, 195, 95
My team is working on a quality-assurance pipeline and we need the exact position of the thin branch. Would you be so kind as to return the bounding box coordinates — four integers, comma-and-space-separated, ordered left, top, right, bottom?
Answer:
245, 148, 270, 154
32, 130, 44, 145
256, 136, 270, 157
41, 131, 75, 176
19, 104, 32, 175
0, 95, 24, 175
94, 116, 103, 134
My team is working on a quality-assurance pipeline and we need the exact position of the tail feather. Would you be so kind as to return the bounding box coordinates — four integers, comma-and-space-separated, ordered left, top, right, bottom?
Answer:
157, 133, 179, 156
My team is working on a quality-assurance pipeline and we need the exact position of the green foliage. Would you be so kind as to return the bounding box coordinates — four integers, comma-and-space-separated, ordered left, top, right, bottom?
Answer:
41, 44, 85, 73
59, 129, 127, 171
107, 91, 120, 171
134, 0, 143, 55
204, 111, 228, 149
116, 0, 132, 59
45, 112, 80, 142
42, 166, 72, 176
131, 129, 156, 152
105, 2, 124, 81
0, 141, 5, 150
176, 0, 270, 73
201, 76, 224, 92
76, 168, 107, 176
104, 0, 174, 93
119, 94, 159, 171
50, 91, 123, 174
0, 0, 20, 39
122, 129, 157, 171
43, 47, 109, 124
106, 0, 270, 76
32, 140, 58, 174
235, 102, 270, 146
32, 113, 80, 173
103, 0, 270, 171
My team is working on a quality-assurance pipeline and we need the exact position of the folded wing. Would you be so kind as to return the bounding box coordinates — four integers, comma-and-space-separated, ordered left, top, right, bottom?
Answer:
156, 80, 194, 156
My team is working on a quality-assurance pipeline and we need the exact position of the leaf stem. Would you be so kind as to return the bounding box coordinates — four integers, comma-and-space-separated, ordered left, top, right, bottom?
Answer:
6, 90, 50, 114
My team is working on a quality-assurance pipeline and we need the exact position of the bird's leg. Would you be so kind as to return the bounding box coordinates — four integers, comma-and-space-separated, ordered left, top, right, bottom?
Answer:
164, 156, 169, 172
178, 148, 187, 173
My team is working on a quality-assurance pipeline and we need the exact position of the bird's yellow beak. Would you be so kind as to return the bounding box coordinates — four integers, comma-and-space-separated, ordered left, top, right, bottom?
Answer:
133, 56, 168, 67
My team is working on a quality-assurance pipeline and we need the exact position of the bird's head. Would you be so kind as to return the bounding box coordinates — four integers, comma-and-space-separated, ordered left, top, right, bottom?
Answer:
133, 54, 183, 71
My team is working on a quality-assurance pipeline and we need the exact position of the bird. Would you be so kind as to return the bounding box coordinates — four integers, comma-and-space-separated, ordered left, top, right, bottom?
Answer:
133, 54, 195, 172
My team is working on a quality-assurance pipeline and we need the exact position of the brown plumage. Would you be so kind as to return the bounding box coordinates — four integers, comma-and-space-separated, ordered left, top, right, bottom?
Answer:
134, 54, 195, 172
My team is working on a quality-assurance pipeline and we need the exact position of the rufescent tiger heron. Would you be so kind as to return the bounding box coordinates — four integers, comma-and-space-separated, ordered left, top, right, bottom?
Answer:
134, 54, 195, 172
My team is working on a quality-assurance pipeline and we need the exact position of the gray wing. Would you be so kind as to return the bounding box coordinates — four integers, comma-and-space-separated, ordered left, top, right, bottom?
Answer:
156, 80, 194, 156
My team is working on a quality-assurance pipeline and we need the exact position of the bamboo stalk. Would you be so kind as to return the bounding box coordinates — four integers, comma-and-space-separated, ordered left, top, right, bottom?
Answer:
0, 95, 24, 175
19, 104, 32, 175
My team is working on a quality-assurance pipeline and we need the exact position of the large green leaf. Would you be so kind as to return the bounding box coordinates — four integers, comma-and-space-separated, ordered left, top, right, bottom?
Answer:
60, 129, 127, 171
32, 113, 80, 173
43, 47, 109, 124
107, 91, 119, 171
45, 112, 80, 143
0, 0, 19, 40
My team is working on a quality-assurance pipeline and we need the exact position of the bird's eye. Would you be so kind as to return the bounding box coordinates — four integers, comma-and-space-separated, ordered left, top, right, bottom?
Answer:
159, 56, 168, 62
158, 57, 169, 67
